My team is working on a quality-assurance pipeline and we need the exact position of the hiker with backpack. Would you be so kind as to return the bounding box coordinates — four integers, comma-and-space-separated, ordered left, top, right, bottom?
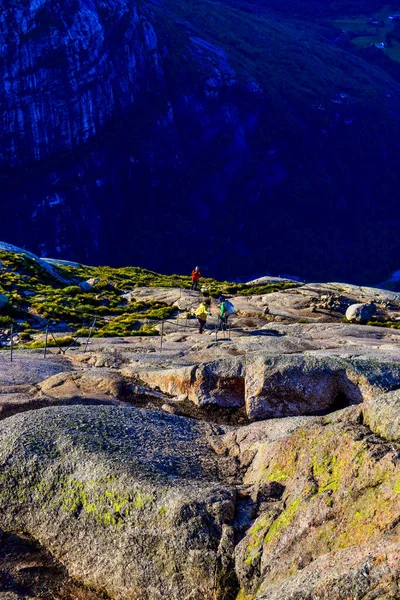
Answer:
191, 266, 201, 291
218, 296, 235, 331
195, 298, 211, 334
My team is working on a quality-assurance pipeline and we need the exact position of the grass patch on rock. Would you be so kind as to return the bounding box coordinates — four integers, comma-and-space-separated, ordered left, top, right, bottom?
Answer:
0, 248, 296, 338
366, 319, 400, 329
21, 336, 78, 350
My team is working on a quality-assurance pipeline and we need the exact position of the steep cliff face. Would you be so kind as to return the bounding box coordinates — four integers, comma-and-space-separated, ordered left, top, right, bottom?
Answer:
0, 0, 163, 163
1, 0, 400, 281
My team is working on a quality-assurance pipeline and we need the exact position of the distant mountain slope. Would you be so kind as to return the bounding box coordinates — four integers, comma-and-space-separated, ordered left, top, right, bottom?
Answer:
1, 0, 400, 283
261, 0, 388, 17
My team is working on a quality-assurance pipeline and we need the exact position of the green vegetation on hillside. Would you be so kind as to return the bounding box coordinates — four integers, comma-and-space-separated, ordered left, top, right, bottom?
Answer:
0, 250, 296, 339
153, 0, 400, 115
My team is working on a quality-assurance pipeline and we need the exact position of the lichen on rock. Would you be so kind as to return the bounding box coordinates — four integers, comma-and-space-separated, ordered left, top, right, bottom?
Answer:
0, 405, 238, 600
234, 409, 400, 599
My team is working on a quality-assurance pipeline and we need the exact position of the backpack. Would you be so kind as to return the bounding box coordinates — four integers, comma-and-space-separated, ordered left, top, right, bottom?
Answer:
224, 300, 235, 316
195, 303, 208, 319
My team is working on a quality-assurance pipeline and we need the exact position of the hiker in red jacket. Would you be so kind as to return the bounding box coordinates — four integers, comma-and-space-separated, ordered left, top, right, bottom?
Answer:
191, 266, 201, 291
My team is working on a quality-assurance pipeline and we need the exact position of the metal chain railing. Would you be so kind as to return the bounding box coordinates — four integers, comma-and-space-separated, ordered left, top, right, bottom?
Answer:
0, 286, 238, 360
0, 316, 98, 362
0, 312, 237, 360
158, 315, 234, 350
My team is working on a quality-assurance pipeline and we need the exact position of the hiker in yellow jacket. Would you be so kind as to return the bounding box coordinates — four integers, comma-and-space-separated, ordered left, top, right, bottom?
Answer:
195, 298, 211, 334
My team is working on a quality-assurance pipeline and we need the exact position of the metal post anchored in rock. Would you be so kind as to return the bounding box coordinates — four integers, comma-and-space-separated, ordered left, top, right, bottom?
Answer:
10, 324, 13, 362
84, 317, 97, 352
160, 320, 165, 353
44, 326, 49, 359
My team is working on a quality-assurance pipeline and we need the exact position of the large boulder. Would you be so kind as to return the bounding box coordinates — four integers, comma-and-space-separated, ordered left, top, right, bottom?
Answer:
245, 354, 361, 419
37, 368, 130, 400
232, 409, 400, 599
132, 352, 400, 419
245, 353, 400, 419
79, 278, 100, 292
132, 364, 197, 399
0, 367, 134, 421
345, 302, 376, 323
0, 406, 237, 600
136, 357, 245, 408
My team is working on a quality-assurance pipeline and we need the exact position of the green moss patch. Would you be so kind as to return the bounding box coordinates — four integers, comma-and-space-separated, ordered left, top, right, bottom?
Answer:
248, 418, 400, 586
58, 477, 155, 527
0, 249, 296, 339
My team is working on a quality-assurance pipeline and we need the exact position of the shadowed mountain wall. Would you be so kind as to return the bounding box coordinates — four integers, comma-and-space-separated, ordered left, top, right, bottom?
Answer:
1, 0, 400, 282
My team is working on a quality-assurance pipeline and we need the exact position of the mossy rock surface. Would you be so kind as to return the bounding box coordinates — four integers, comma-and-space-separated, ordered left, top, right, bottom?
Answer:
235, 408, 400, 599
0, 405, 237, 600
